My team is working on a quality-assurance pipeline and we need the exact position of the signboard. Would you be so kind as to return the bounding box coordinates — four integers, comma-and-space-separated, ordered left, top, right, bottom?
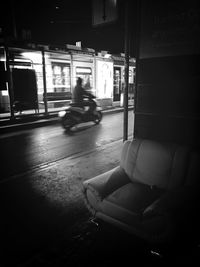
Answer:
96, 60, 113, 98
92, 0, 118, 26
76, 41, 82, 47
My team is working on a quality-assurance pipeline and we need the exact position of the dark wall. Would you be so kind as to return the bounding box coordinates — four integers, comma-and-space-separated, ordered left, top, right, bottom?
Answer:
134, 0, 200, 147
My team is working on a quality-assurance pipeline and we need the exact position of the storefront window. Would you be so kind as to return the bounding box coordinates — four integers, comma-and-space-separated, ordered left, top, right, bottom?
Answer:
76, 67, 92, 91
52, 62, 70, 92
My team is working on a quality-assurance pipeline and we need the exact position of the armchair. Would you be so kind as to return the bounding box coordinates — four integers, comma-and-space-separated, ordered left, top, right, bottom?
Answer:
83, 139, 200, 244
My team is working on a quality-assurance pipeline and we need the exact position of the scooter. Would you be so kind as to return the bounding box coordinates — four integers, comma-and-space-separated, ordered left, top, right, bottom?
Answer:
58, 98, 103, 131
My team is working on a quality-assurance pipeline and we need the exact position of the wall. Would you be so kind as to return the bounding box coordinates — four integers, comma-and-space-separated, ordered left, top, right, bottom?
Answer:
134, 0, 200, 147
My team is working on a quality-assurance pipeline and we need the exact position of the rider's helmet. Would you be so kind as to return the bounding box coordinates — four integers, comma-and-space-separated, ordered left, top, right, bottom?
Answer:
77, 77, 83, 85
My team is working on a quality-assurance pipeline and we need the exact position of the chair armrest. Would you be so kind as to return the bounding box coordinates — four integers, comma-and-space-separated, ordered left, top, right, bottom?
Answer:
83, 166, 130, 200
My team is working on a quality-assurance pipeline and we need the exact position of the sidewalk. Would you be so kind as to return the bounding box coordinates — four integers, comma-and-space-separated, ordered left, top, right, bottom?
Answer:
0, 105, 134, 134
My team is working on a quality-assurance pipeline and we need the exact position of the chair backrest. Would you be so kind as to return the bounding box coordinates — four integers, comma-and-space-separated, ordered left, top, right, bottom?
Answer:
120, 139, 190, 190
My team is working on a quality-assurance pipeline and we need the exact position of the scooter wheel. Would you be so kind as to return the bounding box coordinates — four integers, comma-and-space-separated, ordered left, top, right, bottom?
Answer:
61, 118, 73, 131
93, 111, 102, 124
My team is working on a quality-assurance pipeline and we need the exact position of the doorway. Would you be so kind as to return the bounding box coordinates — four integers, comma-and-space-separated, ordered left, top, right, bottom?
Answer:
113, 67, 121, 101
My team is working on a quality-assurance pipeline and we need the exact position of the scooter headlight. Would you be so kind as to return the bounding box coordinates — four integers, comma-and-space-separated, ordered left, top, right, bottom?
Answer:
58, 110, 66, 118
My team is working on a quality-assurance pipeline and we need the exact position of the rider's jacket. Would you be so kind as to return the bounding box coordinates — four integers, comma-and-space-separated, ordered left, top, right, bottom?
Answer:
72, 85, 94, 104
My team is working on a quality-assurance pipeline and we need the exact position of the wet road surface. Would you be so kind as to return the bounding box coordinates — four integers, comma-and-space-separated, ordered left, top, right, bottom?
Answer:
0, 111, 134, 181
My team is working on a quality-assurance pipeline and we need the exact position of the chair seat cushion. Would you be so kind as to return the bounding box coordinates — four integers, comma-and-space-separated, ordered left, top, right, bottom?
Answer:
100, 182, 164, 226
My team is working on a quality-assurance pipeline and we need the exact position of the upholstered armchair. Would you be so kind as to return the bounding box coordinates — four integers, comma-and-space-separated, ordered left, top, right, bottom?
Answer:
83, 139, 199, 244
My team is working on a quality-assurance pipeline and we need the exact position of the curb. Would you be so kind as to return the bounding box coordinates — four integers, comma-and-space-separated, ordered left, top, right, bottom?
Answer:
0, 106, 133, 134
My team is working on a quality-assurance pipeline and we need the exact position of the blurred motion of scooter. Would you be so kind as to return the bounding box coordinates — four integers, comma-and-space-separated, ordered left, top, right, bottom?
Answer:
58, 97, 103, 131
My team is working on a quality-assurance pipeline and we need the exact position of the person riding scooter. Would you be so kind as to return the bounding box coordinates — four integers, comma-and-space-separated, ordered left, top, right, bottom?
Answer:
72, 77, 96, 114
58, 78, 102, 130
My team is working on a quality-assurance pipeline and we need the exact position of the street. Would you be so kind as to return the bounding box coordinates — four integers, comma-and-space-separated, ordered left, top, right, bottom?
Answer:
0, 111, 138, 266
0, 111, 134, 181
